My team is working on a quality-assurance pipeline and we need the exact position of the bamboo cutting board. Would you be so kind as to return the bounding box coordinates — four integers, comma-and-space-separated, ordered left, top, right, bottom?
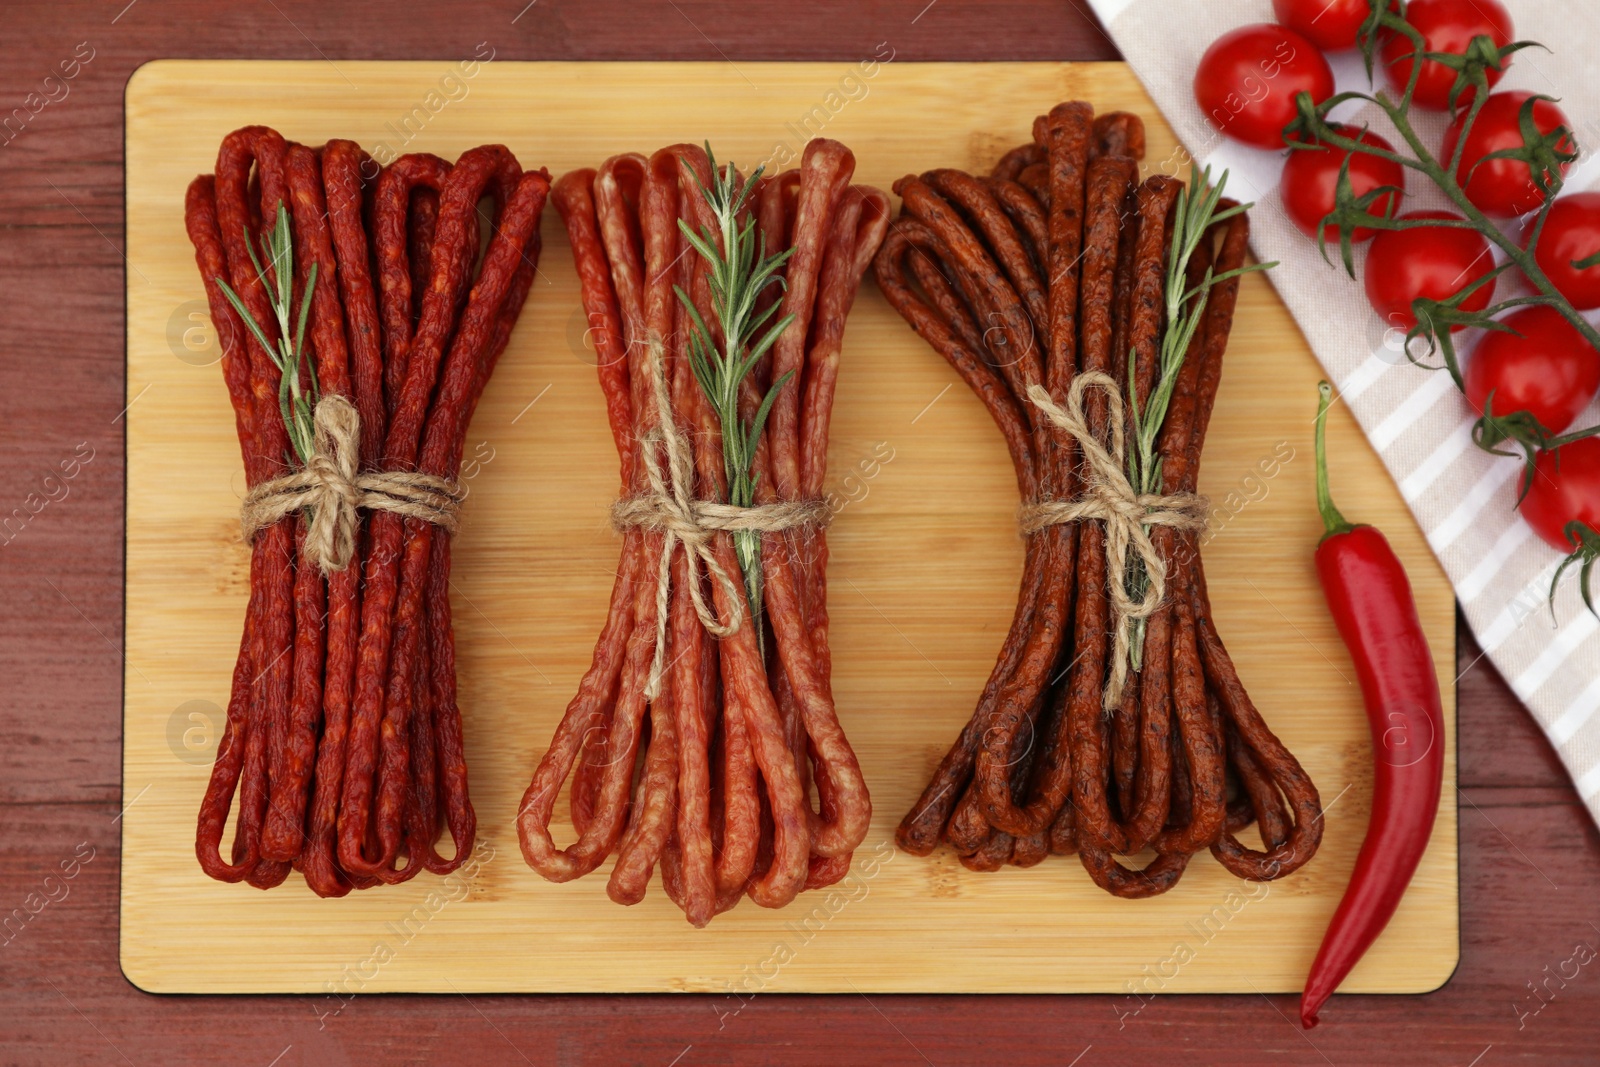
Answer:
122, 60, 1459, 995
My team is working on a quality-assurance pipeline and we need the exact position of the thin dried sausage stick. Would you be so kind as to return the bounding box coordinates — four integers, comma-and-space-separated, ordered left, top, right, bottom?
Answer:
1105, 176, 1182, 854
1145, 238, 1226, 858
876, 220, 1045, 840
186, 174, 272, 883
302, 140, 385, 893
752, 182, 873, 858
1199, 617, 1324, 879
663, 157, 810, 905
973, 102, 1091, 836
1090, 112, 1146, 161
923, 169, 1049, 347
1017, 162, 1050, 212
341, 147, 529, 877
669, 549, 716, 924
373, 153, 453, 414
1077, 841, 1191, 898
517, 540, 642, 878
607, 674, 679, 904
752, 170, 800, 391
594, 154, 651, 353
768, 139, 854, 501
875, 223, 1046, 850
261, 142, 352, 864
897, 176, 1042, 401
215, 127, 295, 889
959, 827, 1014, 872
901, 229, 989, 366
407, 187, 439, 327
986, 177, 1049, 277
991, 141, 1043, 182
554, 168, 634, 482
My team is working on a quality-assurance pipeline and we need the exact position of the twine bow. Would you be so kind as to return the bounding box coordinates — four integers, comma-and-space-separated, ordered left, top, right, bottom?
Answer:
610, 337, 831, 700
239, 394, 465, 573
1019, 371, 1209, 711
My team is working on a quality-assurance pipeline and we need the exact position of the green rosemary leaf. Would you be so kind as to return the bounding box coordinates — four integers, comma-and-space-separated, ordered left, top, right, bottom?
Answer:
746, 369, 794, 455
243, 224, 272, 313
273, 216, 292, 325
214, 276, 277, 365
680, 225, 722, 270
740, 312, 796, 381
293, 260, 316, 383
1205, 261, 1276, 287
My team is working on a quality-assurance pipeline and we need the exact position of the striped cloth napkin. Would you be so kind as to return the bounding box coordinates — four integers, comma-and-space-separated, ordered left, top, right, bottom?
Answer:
1085, 0, 1600, 825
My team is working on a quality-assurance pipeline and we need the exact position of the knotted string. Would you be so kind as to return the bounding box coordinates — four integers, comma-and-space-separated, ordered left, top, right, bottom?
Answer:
1020, 371, 1209, 710
610, 337, 831, 699
239, 394, 464, 573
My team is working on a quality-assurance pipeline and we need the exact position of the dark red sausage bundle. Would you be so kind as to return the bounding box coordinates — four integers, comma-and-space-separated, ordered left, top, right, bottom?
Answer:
517, 140, 888, 925
184, 127, 548, 894
874, 102, 1323, 896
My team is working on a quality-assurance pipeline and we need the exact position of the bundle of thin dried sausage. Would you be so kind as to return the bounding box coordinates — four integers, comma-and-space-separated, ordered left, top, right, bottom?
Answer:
184, 126, 548, 893
874, 102, 1323, 896
517, 139, 888, 925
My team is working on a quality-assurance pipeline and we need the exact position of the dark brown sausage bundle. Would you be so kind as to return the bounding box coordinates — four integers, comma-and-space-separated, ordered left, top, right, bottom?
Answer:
184, 127, 547, 893
873, 103, 1322, 897
518, 140, 889, 926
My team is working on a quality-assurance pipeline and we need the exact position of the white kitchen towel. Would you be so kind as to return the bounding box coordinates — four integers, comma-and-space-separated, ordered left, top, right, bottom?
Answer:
1085, 0, 1600, 824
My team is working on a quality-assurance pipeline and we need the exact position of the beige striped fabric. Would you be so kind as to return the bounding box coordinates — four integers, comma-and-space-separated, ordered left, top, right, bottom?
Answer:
1087, 0, 1600, 823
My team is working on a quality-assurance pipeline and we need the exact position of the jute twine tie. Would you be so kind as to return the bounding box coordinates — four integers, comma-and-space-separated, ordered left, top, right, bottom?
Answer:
1020, 370, 1209, 711
239, 394, 465, 574
610, 336, 831, 699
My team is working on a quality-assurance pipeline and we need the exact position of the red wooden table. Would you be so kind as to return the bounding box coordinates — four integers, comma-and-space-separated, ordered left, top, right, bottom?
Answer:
2, 2, 1597, 1063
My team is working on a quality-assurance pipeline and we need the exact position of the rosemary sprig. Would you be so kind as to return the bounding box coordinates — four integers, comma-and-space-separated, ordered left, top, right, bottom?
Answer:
1124, 165, 1275, 669
676, 144, 797, 634
215, 200, 320, 466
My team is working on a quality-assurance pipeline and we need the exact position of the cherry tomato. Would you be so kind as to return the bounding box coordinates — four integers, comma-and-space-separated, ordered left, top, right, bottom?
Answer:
1530, 192, 1600, 310
1464, 307, 1600, 434
1441, 91, 1573, 218
1521, 438, 1600, 552
1382, 0, 1514, 111
1281, 125, 1406, 242
1363, 211, 1496, 330
1273, 0, 1371, 50
1195, 24, 1336, 149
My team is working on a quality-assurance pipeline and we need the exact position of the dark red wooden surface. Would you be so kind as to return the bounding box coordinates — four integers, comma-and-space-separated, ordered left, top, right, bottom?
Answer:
2, 1, 1597, 1063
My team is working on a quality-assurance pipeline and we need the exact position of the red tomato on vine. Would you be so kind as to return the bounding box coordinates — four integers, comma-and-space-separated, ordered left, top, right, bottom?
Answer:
1195, 24, 1335, 149
1381, 0, 1515, 111
1363, 211, 1496, 330
1465, 307, 1600, 435
1521, 439, 1600, 610
1272, 0, 1371, 51
1531, 192, 1600, 310
1281, 125, 1405, 242
1441, 91, 1573, 218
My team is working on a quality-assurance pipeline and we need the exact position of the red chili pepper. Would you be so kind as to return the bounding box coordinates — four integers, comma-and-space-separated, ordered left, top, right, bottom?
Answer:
1300, 381, 1445, 1029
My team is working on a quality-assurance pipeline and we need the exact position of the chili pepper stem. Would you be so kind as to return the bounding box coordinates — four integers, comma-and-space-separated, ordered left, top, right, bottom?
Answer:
1314, 381, 1357, 541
